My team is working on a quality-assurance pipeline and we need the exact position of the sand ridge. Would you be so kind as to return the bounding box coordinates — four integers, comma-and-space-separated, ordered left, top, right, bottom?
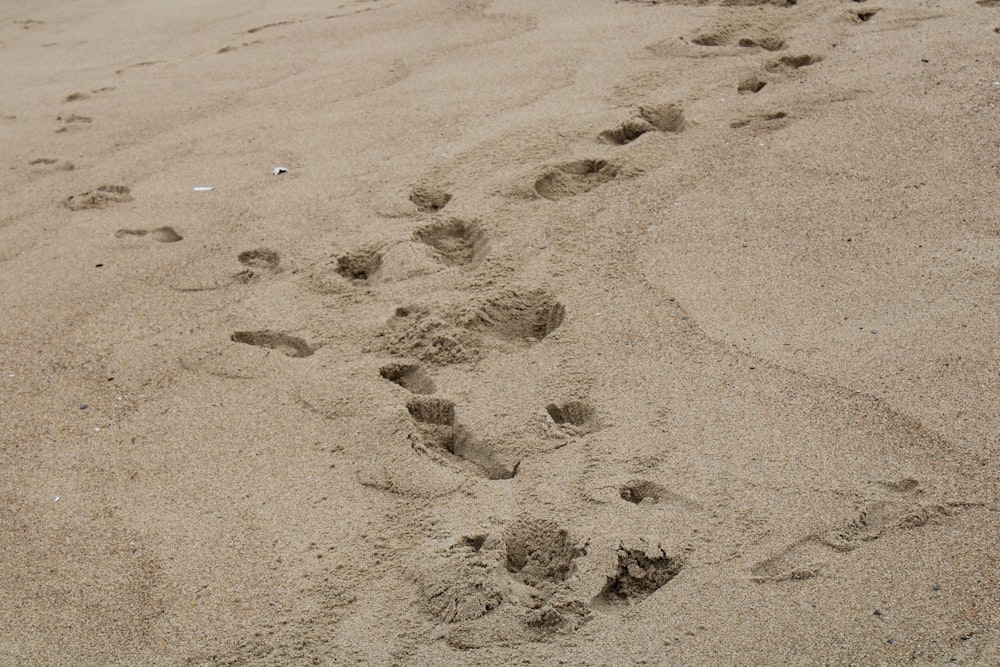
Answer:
1, 0, 998, 664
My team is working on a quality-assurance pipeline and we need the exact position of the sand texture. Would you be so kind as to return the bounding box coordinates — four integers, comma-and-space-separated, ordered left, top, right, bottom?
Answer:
1, 0, 999, 664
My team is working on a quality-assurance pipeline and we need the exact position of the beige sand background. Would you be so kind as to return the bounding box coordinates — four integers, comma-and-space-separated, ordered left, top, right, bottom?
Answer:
1, 0, 998, 664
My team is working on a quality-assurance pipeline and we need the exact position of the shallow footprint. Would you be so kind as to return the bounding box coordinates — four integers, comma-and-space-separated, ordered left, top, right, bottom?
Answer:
231, 330, 314, 358
238, 248, 280, 270
65, 185, 132, 210
767, 54, 823, 71
115, 226, 183, 243
29, 157, 74, 171
234, 248, 280, 283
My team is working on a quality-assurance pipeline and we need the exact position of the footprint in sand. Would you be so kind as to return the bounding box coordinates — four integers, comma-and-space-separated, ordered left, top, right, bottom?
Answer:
29, 157, 74, 171
750, 481, 976, 583
460, 288, 566, 341
619, 479, 669, 505
414, 218, 489, 267
216, 40, 263, 54
729, 110, 789, 130
853, 8, 879, 22
231, 330, 315, 358
737, 75, 768, 94
534, 160, 619, 200
370, 289, 565, 365
618, 479, 704, 510
406, 396, 513, 478
407, 396, 456, 426
64, 185, 132, 210
504, 516, 587, 584
380, 361, 436, 394
420, 517, 591, 644
410, 186, 453, 213
116, 61, 161, 75
246, 20, 299, 34
692, 29, 784, 51
600, 103, 685, 145
335, 248, 383, 282
545, 400, 601, 435
234, 248, 281, 283
115, 226, 183, 243
63, 87, 114, 103
594, 543, 685, 607
369, 305, 480, 364
55, 114, 93, 132
766, 54, 823, 71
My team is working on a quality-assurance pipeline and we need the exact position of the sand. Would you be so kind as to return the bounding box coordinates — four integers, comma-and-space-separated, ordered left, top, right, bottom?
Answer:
1, 0, 998, 664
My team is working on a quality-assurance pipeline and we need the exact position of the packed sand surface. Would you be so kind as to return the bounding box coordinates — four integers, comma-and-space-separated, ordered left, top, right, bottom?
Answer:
1, 0, 999, 664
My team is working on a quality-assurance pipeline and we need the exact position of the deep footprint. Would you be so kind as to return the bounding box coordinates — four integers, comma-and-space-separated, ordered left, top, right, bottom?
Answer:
406, 397, 511, 478
336, 249, 382, 281
546, 400, 600, 433
231, 331, 314, 357
534, 160, 618, 200
410, 186, 452, 212
738, 76, 767, 94
370, 305, 480, 365
413, 218, 489, 266
504, 516, 587, 584
406, 396, 456, 426
639, 103, 686, 132
380, 362, 436, 394
619, 480, 668, 504
738, 36, 785, 51
462, 288, 566, 341
596, 544, 684, 606
599, 119, 655, 145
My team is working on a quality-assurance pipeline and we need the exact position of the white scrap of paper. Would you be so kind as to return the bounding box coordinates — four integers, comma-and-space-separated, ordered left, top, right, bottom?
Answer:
272, 167, 288, 175
193, 186, 214, 191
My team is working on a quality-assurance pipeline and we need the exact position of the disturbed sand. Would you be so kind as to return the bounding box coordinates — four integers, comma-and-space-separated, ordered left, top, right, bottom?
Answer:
1, 0, 998, 664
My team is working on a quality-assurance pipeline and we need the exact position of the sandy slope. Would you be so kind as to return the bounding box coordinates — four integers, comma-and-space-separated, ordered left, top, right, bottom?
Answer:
1, 0, 998, 664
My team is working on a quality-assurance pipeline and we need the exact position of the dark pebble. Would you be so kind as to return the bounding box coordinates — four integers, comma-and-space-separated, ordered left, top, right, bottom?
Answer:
95, 263, 104, 268
80, 404, 88, 410
874, 609, 882, 616
933, 584, 941, 591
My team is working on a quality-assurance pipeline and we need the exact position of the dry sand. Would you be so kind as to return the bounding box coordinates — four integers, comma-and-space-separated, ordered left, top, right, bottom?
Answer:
1, 0, 998, 664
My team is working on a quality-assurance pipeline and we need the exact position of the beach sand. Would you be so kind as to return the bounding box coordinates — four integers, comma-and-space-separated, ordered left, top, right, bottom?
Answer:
1, 0, 998, 664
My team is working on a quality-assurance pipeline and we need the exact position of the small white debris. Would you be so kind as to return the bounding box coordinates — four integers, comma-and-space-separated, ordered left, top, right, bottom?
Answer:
193, 186, 214, 191
272, 166, 288, 175
94, 427, 101, 432
54, 496, 60, 502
